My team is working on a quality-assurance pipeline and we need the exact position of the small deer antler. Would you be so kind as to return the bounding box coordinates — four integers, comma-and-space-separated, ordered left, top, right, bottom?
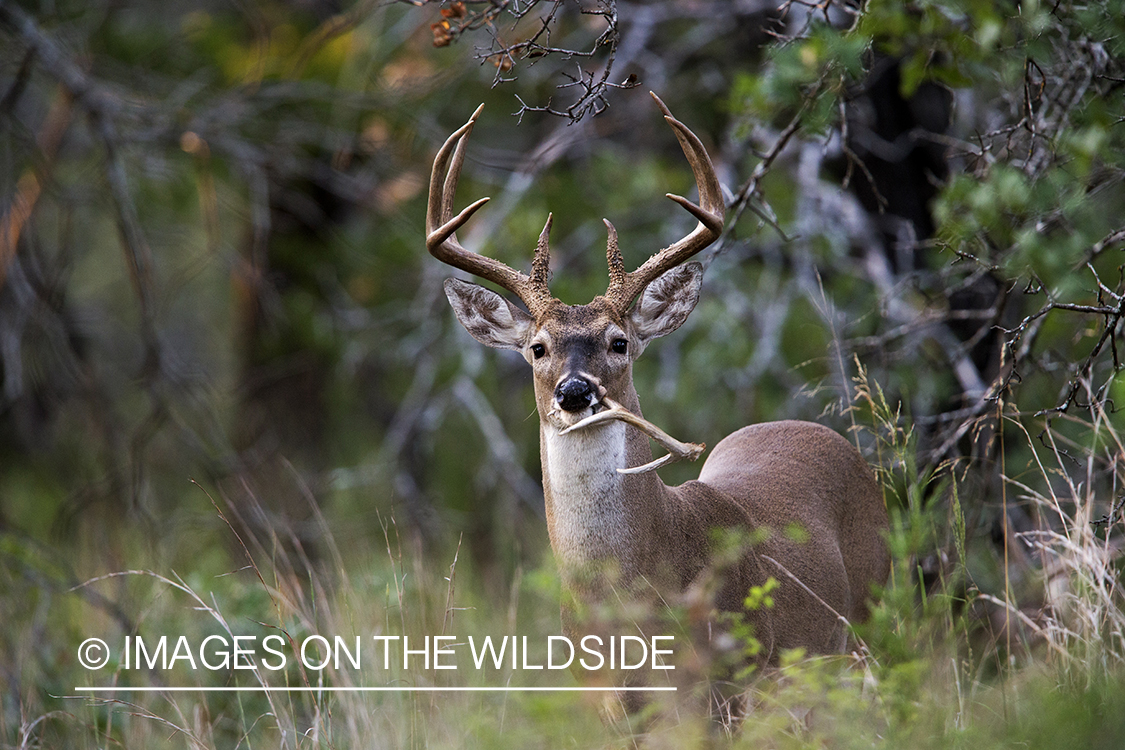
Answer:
603, 92, 726, 314
426, 104, 556, 317
558, 398, 706, 474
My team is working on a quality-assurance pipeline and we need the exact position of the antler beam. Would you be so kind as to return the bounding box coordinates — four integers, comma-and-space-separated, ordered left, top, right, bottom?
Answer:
603, 92, 726, 314
426, 104, 555, 317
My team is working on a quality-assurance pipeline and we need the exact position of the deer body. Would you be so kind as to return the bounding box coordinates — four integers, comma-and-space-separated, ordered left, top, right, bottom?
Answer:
524, 301, 885, 659
427, 95, 890, 667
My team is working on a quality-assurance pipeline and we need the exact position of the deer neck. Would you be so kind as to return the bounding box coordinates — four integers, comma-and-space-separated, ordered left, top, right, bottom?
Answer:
539, 387, 671, 584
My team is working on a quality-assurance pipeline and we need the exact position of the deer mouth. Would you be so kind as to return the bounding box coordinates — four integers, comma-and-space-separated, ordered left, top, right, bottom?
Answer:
548, 398, 605, 429
551, 375, 608, 424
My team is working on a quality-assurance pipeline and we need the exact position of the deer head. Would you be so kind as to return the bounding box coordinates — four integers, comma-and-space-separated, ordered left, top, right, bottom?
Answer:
428, 93, 724, 447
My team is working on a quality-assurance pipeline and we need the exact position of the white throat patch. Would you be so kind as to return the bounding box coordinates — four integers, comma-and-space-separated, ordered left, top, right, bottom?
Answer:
542, 419, 630, 566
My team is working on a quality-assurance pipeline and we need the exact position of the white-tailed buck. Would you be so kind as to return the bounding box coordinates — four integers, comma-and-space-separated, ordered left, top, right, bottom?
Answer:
428, 93, 890, 668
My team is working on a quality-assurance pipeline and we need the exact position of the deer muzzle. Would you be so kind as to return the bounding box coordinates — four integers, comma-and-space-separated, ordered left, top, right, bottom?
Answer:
554, 376, 598, 413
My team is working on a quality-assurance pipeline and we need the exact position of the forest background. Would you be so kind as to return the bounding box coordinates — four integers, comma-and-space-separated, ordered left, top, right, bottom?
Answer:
2, 0, 1124, 747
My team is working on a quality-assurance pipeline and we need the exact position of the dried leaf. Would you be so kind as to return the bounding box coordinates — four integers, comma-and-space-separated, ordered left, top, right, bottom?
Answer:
431, 21, 452, 48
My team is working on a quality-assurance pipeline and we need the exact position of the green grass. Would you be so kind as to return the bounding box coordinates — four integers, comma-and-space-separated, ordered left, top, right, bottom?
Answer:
4, 383, 1125, 749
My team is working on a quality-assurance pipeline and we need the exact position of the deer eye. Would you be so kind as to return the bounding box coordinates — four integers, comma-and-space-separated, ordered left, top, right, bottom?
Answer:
610, 339, 628, 355
530, 343, 546, 359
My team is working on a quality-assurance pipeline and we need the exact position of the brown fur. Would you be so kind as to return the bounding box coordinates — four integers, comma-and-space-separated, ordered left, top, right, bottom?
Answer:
432, 96, 889, 679
446, 280, 890, 667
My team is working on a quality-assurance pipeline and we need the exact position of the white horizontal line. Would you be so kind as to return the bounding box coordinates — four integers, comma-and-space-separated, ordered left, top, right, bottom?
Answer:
75, 686, 676, 693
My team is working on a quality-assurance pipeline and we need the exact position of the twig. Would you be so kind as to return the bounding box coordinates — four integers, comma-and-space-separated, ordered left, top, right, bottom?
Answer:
729, 104, 805, 243
1092, 496, 1125, 536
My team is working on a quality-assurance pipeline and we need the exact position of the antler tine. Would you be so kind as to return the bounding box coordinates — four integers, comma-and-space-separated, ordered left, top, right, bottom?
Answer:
427, 104, 554, 316
604, 92, 726, 313
604, 219, 626, 291
427, 105, 485, 247
531, 213, 553, 290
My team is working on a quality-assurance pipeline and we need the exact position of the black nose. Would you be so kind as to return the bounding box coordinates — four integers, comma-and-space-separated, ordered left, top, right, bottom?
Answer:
555, 377, 594, 413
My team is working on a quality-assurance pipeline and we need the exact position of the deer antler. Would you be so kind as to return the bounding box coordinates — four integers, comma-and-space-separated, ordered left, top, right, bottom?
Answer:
427, 104, 555, 317
558, 398, 706, 474
428, 95, 722, 317
603, 92, 726, 314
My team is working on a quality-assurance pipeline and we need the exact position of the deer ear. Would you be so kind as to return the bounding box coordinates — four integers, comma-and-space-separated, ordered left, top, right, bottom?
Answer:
629, 262, 703, 344
444, 278, 534, 350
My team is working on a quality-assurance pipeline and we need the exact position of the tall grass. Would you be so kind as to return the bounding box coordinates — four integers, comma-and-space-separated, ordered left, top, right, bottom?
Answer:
5, 375, 1125, 748
998, 402, 1125, 682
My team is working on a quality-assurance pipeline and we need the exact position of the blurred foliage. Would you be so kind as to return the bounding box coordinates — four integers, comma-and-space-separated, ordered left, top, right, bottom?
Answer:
2, 0, 1125, 745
